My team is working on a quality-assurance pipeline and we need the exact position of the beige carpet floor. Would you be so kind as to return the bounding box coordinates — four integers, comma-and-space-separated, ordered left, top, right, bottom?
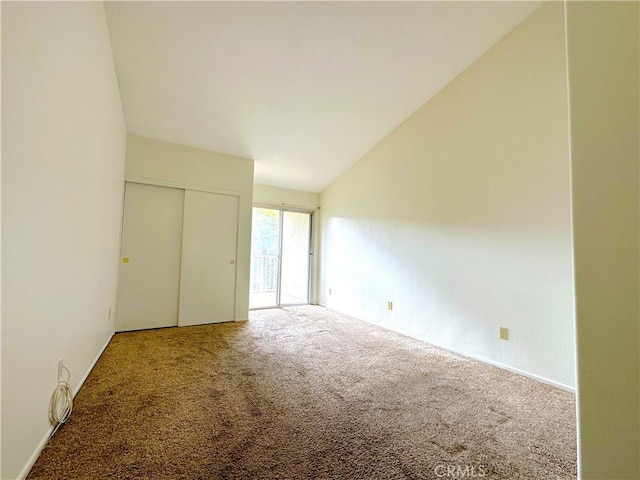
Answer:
28, 306, 576, 479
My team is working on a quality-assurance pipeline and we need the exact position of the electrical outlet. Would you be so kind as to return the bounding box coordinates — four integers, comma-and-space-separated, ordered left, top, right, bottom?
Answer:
387, 301, 393, 310
499, 327, 509, 340
329, 288, 332, 295
58, 359, 64, 380
108, 308, 112, 319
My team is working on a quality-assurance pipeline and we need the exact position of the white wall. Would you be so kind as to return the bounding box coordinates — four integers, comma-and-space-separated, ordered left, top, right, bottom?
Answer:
1, 3, 127, 479
565, 2, 640, 478
125, 134, 254, 321
319, 3, 575, 389
253, 184, 320, 303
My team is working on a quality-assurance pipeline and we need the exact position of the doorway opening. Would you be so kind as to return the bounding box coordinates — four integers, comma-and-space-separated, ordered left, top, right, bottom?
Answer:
249, 206, 312, 309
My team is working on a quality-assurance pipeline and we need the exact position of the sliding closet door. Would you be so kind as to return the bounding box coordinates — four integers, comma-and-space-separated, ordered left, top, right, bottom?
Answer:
179, 190, 238, 326
116, 183, 184, 331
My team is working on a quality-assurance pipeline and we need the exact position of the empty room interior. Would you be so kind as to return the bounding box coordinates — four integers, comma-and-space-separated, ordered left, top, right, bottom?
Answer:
1, 1, 639, 479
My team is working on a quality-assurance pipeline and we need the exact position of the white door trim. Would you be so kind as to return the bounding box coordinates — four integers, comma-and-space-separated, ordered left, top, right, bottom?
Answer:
125, 175, 240, 198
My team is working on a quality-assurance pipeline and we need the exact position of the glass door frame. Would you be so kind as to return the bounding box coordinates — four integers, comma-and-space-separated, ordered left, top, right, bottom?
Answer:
250, 203, 314, 310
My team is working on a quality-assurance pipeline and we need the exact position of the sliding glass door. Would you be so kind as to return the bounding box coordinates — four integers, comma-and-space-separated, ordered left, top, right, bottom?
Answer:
280, 211, 311, 305
249, 207, 312, 309
249, 207, 280, 308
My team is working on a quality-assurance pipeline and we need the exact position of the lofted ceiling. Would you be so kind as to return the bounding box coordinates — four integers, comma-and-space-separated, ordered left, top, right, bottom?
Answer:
104, 1, 540, 193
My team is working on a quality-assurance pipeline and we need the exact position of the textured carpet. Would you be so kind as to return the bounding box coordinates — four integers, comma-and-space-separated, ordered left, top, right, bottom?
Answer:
28, 306, 576, 479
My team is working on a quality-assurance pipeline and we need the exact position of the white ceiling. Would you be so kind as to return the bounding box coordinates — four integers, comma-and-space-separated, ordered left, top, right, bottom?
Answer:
104, 1, 540, 193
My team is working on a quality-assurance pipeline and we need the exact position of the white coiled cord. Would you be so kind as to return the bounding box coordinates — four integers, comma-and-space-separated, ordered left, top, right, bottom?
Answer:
49, 365, 73, 435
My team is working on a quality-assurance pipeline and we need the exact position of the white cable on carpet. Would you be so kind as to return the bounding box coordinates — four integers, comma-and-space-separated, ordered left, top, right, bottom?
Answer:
49, 365, 73, 436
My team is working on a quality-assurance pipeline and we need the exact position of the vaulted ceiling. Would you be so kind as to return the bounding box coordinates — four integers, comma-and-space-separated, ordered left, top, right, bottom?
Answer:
104, 1, 540, 192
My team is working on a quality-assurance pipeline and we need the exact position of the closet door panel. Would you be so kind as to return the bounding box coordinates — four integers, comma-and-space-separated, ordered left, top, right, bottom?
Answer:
116, 183, 184, 331
179, 190, 238, 326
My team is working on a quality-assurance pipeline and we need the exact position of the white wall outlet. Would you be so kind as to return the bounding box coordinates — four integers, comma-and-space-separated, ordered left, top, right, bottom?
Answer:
499, 327, 509, 340
108, 308, 112, 319
57, 359, 64, 380
387, 301, 393, 310
329, 288, 332, 295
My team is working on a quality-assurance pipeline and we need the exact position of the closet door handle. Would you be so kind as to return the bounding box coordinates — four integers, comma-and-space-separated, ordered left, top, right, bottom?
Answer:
230, 259, 235, 264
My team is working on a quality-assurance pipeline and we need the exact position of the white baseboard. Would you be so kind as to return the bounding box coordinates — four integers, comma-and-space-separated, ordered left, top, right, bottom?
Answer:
16, 424, 52, 480
72, 334, 114, 397
17, 333, 114, 480
314, 304, 575, 393
440, 344, 575, 393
